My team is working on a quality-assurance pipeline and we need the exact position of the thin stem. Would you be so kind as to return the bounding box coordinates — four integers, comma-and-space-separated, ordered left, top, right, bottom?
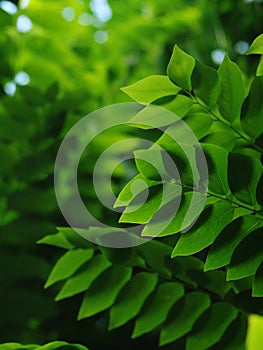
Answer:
172, 180, 263, 220
186, 91, 263, 154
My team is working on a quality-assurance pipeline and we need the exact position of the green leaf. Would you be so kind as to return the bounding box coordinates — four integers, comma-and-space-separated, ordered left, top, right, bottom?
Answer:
115, 174, 160, 208
228, 153, 263, 206
56, 227, 94, 249
37, 233, 74, 250
78, 266, 132, 319
108, 272, 158, 330
187, 269, 233, 297
55, 254, 111, 300
205, 215, 263, 271
241, 77, 263, 139
218, 55, 246, 124
253, 261, 263, 297
37, 342, 69, 350
121, 75, 181, 104
160, 94, 194, 117
256, 60, 263, 76
202, 143, 229, 195
160, 292, 211, 346
119, 182, 181, 225
128, 105, 178, 129
169, 256, 203, 287
246, 314, 263, 349
45, 249, 94, 288
214, 313, 247, 350
38, 342, 88, 350
136, 240, 172, 278
247, 34, 263, 55
227, 227, 263, 280
192, 61, 220, 108
183, 113, 213, 140
172, 202, 236, 257
156, 134, 200, 186
186, 302, 238, 350
142, 191, 205, 237
167, 45, 195, 90
134, 149, 170, 181
0, 342, 89, 350
201, 122, 237, 151
132, 282, 184, 338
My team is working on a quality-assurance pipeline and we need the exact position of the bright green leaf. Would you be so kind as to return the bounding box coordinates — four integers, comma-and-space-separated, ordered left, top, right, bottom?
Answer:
55, 254, 111, 301
45, 249, 94, 288
167, 45, 195, 90
247, 34, 263, 55
121, 75, 181, 104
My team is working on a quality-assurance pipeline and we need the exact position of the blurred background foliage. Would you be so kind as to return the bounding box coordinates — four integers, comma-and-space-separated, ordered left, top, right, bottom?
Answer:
0, 0, 263, 348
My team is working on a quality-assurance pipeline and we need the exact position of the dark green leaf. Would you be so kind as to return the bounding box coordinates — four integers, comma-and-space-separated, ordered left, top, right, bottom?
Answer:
132, 282, 184, 338
241, 77, 263, 139
227, 227, 263, 280
160, 292, 210, 345
205, 215, 263, 271
192, 61, 220, 108
253, 261, 263, 297
172, 202, 236, 257
186, 302, 238, 350
228, 152, 263, 206
78, 266, 132, 319
108, 272, 158, 329
202, 143, 229, 195
218, 55, 246, 123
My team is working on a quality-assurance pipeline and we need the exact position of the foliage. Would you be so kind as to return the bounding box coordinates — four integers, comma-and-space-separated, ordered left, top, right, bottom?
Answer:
40, 33, 263, 349
1, 0, 263, 349
0, 342, 88, 350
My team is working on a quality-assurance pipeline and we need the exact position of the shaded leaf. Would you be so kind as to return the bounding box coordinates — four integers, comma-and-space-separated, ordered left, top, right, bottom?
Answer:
192, 61, 220, 107
218, 55, 246, 123
227, 227, 263, 280
205, 215, 263, 271
172, 202, 236, 257
108, 272, 158, 330
186, 302, 238, 350
78, 266, 132, 319
132, 282, 184, 338
160, 292, 210, 345
228, 152, 263, 206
